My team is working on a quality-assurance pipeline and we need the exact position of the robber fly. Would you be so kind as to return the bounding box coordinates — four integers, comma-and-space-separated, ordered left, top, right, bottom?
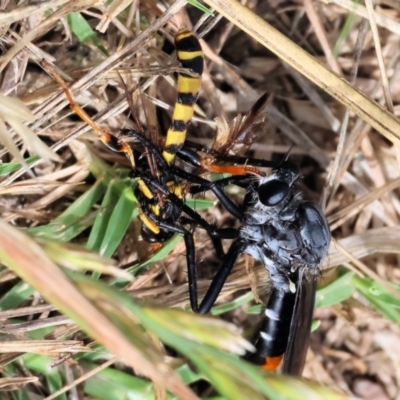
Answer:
182, 91, 330, 374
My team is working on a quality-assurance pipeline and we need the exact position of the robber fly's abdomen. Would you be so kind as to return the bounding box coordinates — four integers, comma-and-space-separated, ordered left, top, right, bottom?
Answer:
247, 284, 296, 370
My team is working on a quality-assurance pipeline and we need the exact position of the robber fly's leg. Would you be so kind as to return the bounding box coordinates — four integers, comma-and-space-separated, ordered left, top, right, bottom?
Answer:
198, 238, 247, 314
176, 145, 204, 168
180, 202, 239, 239
188, 175, 254, 194
169, 165, 247, 221
180, 202, 239, 260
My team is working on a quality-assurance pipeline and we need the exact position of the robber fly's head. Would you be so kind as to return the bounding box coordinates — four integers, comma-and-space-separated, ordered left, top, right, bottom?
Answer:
244, 162, 300, 224
257, 161, 299, 207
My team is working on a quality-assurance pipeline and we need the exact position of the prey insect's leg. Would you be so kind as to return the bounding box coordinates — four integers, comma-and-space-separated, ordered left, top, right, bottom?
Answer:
42, 62, 135, 167
135, 172, 240, 240
177, 145, 264, 175
122, 127, 248, 220
146, 209, 242, 314
143, 208, 200, 312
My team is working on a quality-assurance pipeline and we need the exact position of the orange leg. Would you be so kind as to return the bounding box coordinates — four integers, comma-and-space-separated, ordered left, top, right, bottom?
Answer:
42, 62, 135, 167
200, 161, 263, 176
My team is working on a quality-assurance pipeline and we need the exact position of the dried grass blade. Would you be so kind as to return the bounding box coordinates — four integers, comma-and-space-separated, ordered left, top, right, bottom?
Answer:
0, 340, 90, 355
202, 0, 400, 147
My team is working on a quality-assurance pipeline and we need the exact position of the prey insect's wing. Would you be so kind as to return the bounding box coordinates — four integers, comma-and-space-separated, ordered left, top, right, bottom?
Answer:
118, 74, 148, 138
193, 92, 273, 176
212, 92, 272, 157
118, 74, 160, 178
282, 269, 317, 376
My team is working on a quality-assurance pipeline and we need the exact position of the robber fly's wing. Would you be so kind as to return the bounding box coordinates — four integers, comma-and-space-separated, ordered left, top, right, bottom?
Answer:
282, 269, 317, 376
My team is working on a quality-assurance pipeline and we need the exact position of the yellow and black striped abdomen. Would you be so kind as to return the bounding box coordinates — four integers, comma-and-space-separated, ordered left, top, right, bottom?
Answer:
162, 29, 204, 164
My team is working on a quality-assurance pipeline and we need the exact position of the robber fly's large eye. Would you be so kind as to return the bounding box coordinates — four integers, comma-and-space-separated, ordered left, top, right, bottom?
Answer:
259, 180, 290, 207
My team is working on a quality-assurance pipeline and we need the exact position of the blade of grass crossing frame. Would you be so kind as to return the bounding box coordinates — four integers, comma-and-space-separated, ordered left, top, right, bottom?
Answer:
315, 271, 355, 308
128, 234, 183, 273
353, 276, 400, 322
69, 273, 278, 400
87, 180, 121, 253
0, 155, 39, 176
26, 179, 106, 240
0, 215, 195, 398
40, 240, 128, 281
211, 292, 254, 315
99, 186, 136, 257
187, 349, 269, 400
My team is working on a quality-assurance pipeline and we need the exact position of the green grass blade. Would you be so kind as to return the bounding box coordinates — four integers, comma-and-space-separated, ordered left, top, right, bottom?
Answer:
185, 197, 215, 209
23, 354, 65, 400
0, 155, 40, 176
0, 281, 34, 310
86, 181, 121, 252
315, 271, 355, 308
66, 12, 108, 55
130, 234, 183, 272
332, 0, 359, 58
211, 292, 254, 315
26, 179, 106, 240
186, 0, 213, 15
353, 275, 400, 322
99, 186, 136, 257
82, 361, 158, 400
